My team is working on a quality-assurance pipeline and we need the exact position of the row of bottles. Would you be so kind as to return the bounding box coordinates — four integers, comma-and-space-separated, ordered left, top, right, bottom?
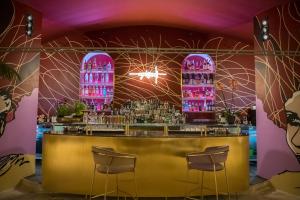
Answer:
118, 99, 184, 124
182, 100, 215, 112
81, 86, 113, 97
84, 99, 112, 111
81, 58, 112, 72
182, 88, 214, 98
182, 73, 214, 85
81, 72, 111, 84
183, 58, 213, 72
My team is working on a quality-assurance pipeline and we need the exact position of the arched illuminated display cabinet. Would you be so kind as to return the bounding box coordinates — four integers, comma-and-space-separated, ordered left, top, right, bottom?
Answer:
182, 54, 216, 122
80, 52, 114, 111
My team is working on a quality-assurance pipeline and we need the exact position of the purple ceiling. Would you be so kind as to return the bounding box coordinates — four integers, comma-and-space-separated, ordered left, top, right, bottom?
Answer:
17, 0, 290, 42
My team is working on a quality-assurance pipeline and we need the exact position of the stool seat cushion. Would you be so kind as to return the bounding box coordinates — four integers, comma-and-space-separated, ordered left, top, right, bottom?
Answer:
97, 164, 135, 174
188, 162, 224, 171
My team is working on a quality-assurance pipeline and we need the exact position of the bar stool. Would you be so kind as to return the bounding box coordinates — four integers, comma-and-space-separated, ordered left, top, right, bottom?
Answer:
186, 145, 230, 200
89, 146, 138, 200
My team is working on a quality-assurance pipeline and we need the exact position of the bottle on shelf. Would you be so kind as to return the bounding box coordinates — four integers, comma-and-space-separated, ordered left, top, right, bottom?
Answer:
101, 73, 104, 83
93, 58, 97, 71
84, 86, 88, 96
88, 61, 92, 71
89, 73, 93, 83
95, 86, 99, 96
107, 61, 111, 71
85, 72, 89, 83
105, 72, 109, 83
103, 86, 107, 97
100, 86, 103, 96
94, 73, 99, 84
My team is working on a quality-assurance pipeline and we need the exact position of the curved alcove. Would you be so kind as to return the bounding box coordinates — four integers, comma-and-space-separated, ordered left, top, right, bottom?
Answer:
80, 52, 114, 111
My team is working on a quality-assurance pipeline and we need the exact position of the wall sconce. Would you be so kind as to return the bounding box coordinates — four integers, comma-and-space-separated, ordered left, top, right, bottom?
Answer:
25, 14, 33, 36
261, 18, 269, 41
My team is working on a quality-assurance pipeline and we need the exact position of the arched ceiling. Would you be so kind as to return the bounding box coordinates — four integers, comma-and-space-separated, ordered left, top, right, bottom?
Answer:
17, 0, 291, 42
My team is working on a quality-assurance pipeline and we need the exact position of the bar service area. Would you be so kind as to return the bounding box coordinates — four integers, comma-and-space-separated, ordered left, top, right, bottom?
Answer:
38, 52, 254, 197
1, 0, 300, 199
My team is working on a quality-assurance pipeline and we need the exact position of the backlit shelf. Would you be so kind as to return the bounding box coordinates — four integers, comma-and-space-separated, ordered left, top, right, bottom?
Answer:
182, 84, 214, 87
182, 97, 215, 100
80, 70, 114, 73
80, 83, 113, 86
80, 95, 113, 99
182, 70, 215, 74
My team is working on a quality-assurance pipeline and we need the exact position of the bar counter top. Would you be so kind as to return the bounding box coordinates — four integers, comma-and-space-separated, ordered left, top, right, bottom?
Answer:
46, 132, 247, 137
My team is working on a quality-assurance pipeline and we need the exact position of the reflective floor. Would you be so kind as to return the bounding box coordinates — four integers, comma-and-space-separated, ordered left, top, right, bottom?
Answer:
0, 160, 299, 200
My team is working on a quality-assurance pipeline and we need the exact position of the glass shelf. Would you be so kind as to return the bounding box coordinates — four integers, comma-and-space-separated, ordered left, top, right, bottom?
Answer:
182, 97, 215, 100
182, 84, 214, 87
80, 83, 114, 86
80, 95, 113, 99
182, 54, 216, 113
80, 70, 114, 73
182, 70, 215, 74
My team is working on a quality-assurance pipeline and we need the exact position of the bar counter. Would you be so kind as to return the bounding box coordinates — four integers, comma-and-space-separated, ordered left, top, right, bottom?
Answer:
42, 131, 249, 197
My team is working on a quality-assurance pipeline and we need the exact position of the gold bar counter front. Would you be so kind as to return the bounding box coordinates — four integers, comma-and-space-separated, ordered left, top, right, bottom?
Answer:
42, 133, 249, 197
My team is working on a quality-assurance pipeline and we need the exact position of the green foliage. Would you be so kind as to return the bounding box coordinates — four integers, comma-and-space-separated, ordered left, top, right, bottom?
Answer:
73, 101, 86, 116
56, 104, 73, 117
0, 62, 21, 81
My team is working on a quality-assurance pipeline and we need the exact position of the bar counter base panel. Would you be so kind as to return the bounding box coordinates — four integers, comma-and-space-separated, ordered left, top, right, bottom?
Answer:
42, 133, 249, 197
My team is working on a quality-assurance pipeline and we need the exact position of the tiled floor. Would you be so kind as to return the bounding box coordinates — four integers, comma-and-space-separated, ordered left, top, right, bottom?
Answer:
1, 160, 299, 200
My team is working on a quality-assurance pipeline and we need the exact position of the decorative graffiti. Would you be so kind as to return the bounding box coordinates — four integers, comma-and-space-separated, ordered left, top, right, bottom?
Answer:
0, 154, 30, 176
285, 91, 300, 163
0, 88, 17, 137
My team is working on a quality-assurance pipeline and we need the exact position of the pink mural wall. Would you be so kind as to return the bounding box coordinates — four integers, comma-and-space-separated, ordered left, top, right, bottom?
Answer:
254, 1, 300, 178
0, 0, 42, 190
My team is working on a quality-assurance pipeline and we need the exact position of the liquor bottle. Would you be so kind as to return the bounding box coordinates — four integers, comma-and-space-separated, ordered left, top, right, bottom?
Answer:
103, 86, 107, 97
98, 62, 102, 72
85, 72, 89, 83
92, 86, 95, 96
200, 74, 204, 84
84, 86, 88, 96
107, 61, 112, 71
195, 102, 199, 112
204, 74, 207, 84
101, 73, 104, 83
95, 86, 99, 96
88, 61, 92, 71
103, 62, 106, 71
100, 86, 103, 96
205, 88, 210, 96
207, 74, 211, 84
203, 100, 207, 111
89, 86, 92, 96
207, 60, 211, 71
94, 73, 99, 83
105, 72, 109, 83
93, 58, 97, 70
89, 73, 93, 83
185, 74, 190, 84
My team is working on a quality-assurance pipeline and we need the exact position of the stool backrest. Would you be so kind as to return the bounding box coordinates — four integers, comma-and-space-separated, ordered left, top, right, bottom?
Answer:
92, 146, 136, 173
187, 145, 229, 165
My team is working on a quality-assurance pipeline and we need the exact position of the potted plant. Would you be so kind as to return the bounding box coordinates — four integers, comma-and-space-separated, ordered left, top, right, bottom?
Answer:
56, 103, 73, 122
73, 101, 87, 118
